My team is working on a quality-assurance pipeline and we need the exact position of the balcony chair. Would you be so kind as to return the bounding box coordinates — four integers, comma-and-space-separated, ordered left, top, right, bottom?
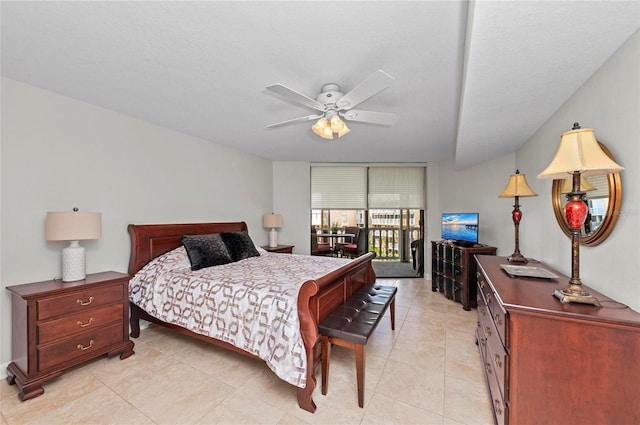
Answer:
341, 226, 365, 258
411, 238, 424, 275
311, 228, 332, 256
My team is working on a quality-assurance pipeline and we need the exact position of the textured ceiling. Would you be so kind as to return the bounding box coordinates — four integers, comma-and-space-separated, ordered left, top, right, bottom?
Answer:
2, 1, 639, 167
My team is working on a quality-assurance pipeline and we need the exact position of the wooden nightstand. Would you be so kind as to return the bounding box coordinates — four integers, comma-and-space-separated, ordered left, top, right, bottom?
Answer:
261, 244, 295, 254
5, 271, 135, 401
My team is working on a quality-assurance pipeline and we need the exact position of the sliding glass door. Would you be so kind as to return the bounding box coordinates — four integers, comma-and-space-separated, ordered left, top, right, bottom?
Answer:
368, 209, 422, 261
311, 165, 425, 276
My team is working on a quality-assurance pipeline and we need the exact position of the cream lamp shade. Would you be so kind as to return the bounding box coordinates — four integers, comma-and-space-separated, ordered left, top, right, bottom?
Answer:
537, 127, 624, 179
46, 209, 101, 282
263, 213, 283, 248
499, 171, 538, 198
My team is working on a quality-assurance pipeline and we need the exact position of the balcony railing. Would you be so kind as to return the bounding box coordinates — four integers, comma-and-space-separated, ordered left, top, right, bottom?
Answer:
368, 227, 420, 261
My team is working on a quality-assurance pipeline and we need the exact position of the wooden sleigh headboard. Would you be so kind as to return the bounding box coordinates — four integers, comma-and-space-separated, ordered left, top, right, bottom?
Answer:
127, 221, 248, 275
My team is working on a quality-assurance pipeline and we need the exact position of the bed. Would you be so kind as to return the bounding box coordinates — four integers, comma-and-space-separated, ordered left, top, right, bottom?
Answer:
127, 221, 376, 413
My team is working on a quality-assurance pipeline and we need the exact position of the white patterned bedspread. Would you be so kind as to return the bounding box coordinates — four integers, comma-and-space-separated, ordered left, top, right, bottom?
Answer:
129, 246, 352, 388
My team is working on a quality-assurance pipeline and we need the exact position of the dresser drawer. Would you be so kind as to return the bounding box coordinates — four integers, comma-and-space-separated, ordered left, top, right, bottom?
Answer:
488, 375, 508, 425
477, 272, 507, 347
37, 284, 122, 320
486, 331, 508, 401
38, 322, 123, 371
38, 303, 123, 344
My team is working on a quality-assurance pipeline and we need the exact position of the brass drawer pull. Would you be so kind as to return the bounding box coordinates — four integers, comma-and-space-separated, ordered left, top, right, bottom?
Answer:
494, 399, 503, 415
494, 354, 503, 368
485, 326, 492, 337
480, 338, 487, 347
77, 340, 94, 351
485, 363, 492, 374
494, 313, 502, 326
77, 318, 94, 328
76, 296, 94, 306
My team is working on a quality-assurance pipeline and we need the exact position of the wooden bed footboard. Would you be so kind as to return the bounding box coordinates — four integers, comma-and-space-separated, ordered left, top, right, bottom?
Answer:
127, 222, 376, 413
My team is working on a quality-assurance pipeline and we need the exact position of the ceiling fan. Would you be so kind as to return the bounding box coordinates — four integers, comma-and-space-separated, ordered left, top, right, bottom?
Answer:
265, 70, 399, 140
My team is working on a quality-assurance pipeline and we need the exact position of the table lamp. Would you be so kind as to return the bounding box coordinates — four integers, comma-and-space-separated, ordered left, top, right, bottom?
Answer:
45, 208, 102, 282
498, 170, 538, 263
263, 213, 282, 248
538, 123, 624, 306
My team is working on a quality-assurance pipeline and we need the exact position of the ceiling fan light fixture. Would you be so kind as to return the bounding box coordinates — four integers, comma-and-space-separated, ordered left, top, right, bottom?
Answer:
329, 115, 344, 133
337, 123, 350, 138
311, 118, 334, 139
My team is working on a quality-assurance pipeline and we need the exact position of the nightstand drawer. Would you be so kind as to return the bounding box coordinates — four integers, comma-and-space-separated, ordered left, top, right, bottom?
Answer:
38, 303, 123, 344
37, 284, 122, 320
38, 322, 123, 371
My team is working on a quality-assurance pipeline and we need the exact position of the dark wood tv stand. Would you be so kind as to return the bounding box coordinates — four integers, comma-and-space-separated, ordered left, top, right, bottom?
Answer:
430, 240, 496, 310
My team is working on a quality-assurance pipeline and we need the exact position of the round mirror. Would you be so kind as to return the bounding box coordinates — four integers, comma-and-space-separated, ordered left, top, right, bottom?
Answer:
551, 142, 622, 246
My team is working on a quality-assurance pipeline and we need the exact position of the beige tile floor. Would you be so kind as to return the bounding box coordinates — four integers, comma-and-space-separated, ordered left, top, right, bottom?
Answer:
0, 278, 494, 425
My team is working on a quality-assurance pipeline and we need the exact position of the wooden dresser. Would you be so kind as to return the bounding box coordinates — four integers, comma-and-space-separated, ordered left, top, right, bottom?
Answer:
6, 271, 135, 400
475, 255, 640, 425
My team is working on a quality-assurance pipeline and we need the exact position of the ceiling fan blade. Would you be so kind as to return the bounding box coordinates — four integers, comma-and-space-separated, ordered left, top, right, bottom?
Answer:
341, 109, 399, 126
266, 114, 323, 128
336, 70, 395, 110
266, 84, 326, 112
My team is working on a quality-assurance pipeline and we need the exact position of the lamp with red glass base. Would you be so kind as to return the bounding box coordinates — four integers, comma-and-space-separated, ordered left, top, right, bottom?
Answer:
538, 123, 624, 307
499, 170, 537, 263
553, 172, 600, 306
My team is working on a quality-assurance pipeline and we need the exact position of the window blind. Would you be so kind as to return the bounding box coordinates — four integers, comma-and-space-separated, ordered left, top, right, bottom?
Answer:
311, 166, 367, 209
368, 167, 425, 208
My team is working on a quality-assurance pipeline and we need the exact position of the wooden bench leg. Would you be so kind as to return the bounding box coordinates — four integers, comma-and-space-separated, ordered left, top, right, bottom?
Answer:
355, 343, 365, 408
321, 335, 331, 395
390, 297, 396, 331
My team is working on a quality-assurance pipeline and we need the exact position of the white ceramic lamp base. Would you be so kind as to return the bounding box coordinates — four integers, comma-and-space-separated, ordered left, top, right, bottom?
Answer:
269, 229, 278, 248
62, 241, 86, 282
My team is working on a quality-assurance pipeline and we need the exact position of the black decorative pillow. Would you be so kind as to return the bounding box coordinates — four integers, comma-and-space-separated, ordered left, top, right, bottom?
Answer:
181, 234, 233, 271
220, 231, 260, 262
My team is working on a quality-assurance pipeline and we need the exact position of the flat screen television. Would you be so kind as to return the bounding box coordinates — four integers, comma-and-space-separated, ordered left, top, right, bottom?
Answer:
441, 213, 479, 246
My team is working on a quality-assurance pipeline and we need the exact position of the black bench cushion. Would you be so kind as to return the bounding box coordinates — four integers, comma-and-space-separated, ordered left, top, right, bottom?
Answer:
319, 284, 397, 345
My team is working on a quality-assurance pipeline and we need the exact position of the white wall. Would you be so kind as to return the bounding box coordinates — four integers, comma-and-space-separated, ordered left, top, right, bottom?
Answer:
519, 29, 640, 311
426, 153, 517, 268
1, 78, 274, 365
426, 30, 640, 311
272, 161, 311, 254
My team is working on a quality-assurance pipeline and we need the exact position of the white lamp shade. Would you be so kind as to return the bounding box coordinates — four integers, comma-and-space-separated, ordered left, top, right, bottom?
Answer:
538, 127, 624, 179
263, 213, 282, 229
46, 211, 102, 241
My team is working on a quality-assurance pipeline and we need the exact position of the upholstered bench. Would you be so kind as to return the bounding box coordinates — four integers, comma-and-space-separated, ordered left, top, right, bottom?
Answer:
319, 284, 397, 407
